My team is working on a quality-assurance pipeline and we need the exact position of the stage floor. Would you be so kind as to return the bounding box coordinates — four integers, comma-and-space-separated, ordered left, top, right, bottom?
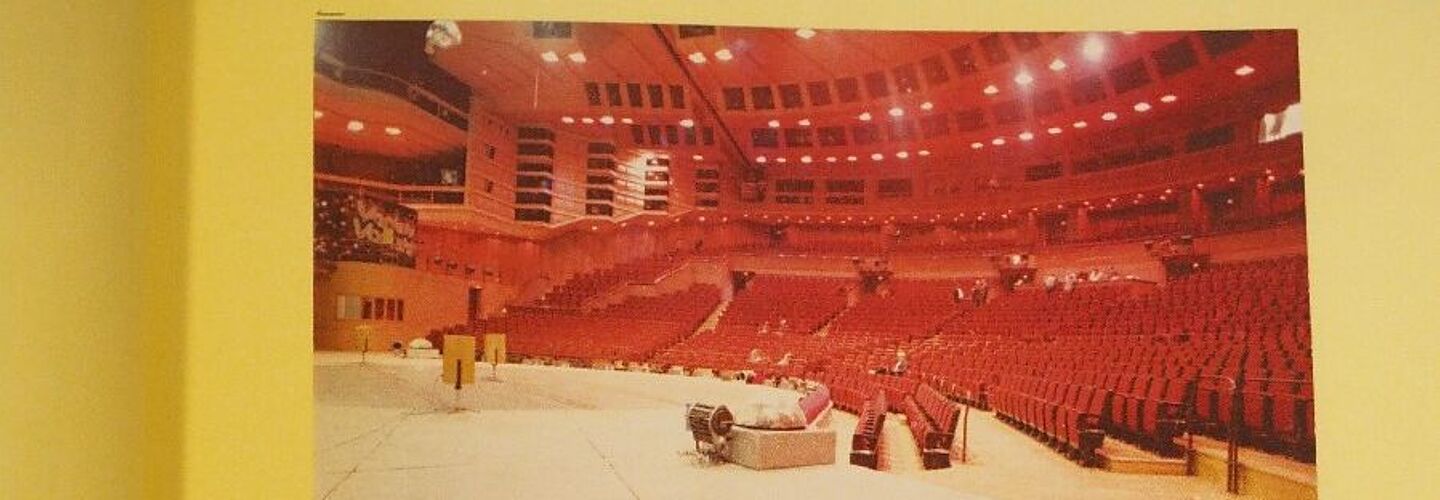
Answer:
315, 353, 1267, 499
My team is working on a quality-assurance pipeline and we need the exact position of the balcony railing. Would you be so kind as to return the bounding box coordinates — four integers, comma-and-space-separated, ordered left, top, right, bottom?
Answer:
315, 53, 469, 131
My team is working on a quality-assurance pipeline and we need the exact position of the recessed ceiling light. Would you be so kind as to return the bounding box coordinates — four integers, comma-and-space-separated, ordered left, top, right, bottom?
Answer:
1235, 65, 1255, 76
983, 84, 999, 95
1073, 120, 1088, 128
1047, 127, 1063, 135
1082, 35, 1106, 62
918, 150, 931, 156
896, 151, 910, 159
776, 157, 787, 163
561, 116, 576, 124
598, 115, 615, 124
1049, 58, 1068, 71
567, 51, 587, 63
313, 110, 324, 119
679, 118, 696, 128
688, 51, 707, 64
346, 120, 364, 132
1101, 111, 1118, 121
768, 119, 781, 128
846, 155, 858, 162
971, 142, 984, 149
801, 155, 813, 163
1134, 102, 1152, 112
992, 137, 1006, 146
857, 112, 872, 121
797, 118, 811, 127
1160, 94, 1178, 103
920, 101, 934, 111
755, 156, 767, 163
888, 107, 904, 117
871, 153, 884, 160
1018, 131, 1035, 141
621, 118, 635, 125
1014, 71, 1035, 85
826, 156, 837, 163
540, 51, 560, 63
581, 117, 595, 124
714, 48, 734, 61
795, 28, 817, 39
384, 126, 402, 136
692, 154, 704, 161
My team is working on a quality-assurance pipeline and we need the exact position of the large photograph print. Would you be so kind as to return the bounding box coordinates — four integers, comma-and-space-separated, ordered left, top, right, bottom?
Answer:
313, 20, 1311, 499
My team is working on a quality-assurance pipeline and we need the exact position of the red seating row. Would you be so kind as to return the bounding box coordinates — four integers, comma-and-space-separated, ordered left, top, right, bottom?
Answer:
903, 384, 961, 469
488, 285, 719, 362
848, 388, 887, 469
990, 375, 1107, 464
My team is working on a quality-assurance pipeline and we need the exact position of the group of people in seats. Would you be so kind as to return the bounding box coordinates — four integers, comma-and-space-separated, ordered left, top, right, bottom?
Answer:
483, 285, 720, 363
530, 255, 684, 309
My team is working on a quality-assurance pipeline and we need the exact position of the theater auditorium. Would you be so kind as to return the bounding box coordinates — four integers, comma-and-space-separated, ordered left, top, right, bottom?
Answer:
313, 21, 1311, 499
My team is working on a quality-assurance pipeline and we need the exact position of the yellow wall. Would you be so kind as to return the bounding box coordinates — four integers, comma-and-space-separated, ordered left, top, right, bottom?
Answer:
0, 1, 165, 498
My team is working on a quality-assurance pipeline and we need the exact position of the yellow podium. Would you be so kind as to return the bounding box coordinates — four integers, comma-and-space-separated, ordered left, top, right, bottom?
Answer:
441, 335, 475, 387
483, 333, 506, 380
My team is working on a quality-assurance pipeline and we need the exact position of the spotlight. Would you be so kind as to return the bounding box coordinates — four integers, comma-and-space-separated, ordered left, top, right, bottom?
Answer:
688, 51, 707, 64
795, 28, 817, 39
346, 120, 365, 132
540, 51, 560, 63
567, 51, 587, 63
714, 48, 734, 61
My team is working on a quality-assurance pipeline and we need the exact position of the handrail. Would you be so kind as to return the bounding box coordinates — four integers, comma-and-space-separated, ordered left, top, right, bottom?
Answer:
315, 53, 469, 130
1195, 374, 1241, 494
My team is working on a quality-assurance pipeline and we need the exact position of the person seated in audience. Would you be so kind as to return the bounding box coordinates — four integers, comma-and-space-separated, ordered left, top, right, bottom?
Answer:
748, 348, 768, 364
1062, 272, 1077, 292
776, 317, 789, 334
1043, 274, 1058, 292
1088, 268, 1104, 282
953, 285, 966, 303
972, 279, 989, 306
776, 352, 793, 366
757, 321, 770, 335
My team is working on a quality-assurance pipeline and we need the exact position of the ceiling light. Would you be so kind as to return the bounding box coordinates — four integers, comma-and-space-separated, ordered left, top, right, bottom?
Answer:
755, 156, 767, 163
857, 112, 872, 121
1133, 102, 1152, 112
775, 157, 787, 163
567, 51, 587, 63
692, 154, 704, 161
918, 150, 931, 156
768, 119, 781, 128
620, 117, 634, 124
1101, 111, 1118, 121
983, 84, 999, 95
1082, 35, 1106, 62
714, 48, 734, 61
688, 51, 707, 64
1014, 71, 1035, 85
1049, 58, 1068, 71
971, 142, 984, 149
920, 101, 934, 111
1018, 131, 1034, 141
846, 155, 858, 162
679, 118, 695, 128
871, 153, 884, 161
346, 120, 364, 132
313, 110, 324, 119
1047, 127, 1063, 135
581, 117, 595, 124
992, 137, 1006, 146
1235, 65, 1255, 76
1160, 94, 1178, 103
795, 28, 817, 39
801, 155, 813, 163
561, 116, 576, 124
888, 107, 904, 117
896, 151, 910, 159
540, 51, 560, 63
598, 115, 615, 125
384, 126, 402, 136
826, 156, 837, 163
798, 118, 811, 127
1073, 120, 1088, 128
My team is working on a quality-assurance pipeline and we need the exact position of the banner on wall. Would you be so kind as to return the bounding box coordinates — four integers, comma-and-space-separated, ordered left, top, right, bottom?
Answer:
314, 189, 418, 267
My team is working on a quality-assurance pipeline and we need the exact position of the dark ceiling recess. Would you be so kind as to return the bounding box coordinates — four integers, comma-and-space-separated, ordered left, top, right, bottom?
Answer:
316, 21, 471, 111
677, 25, 716, 38
532, 22, 572, 39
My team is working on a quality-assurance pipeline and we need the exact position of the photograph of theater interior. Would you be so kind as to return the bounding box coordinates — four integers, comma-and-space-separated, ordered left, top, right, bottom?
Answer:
313, 20, 1311, 499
